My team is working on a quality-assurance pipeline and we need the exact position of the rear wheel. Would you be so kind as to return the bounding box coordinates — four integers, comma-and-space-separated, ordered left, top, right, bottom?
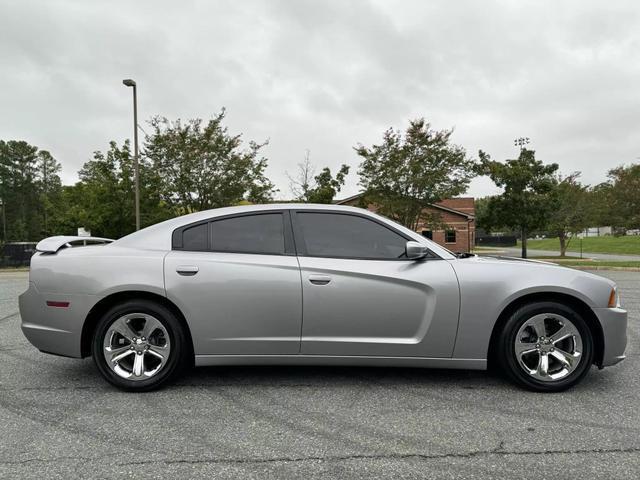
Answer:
92, 299, 189, 391
497, 301, 594, 392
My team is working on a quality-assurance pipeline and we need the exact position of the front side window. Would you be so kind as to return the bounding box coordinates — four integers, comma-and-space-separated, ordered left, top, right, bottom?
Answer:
296, 212, 407, 259
210, 213, 285, 255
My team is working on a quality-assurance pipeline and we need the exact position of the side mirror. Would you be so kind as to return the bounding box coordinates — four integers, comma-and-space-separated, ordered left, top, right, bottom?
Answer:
405, 241, 429, 260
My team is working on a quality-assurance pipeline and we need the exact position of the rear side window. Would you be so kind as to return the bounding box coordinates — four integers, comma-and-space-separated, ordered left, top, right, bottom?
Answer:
210, 213, 285, 255
296, 212, 407, 259
182, 223, 208, 251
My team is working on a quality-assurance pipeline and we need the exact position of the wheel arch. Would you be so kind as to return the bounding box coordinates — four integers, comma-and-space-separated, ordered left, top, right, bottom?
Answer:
487, 291, 605, 369
80, 290, 194, 359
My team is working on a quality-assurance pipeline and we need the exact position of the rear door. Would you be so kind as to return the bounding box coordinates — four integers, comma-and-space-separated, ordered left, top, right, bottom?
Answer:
164, 211, 303, 355
292, 210, 460, 357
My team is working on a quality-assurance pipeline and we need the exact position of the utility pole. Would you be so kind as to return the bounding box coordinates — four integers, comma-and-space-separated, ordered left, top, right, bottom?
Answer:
123, 79, 140, 231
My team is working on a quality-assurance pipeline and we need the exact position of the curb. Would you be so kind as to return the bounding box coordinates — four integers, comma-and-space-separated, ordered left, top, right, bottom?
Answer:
0, 268, 29, 274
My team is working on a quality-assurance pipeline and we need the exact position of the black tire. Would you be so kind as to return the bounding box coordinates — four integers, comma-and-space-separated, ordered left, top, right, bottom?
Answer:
497, 301, 594, 392
92, 299, 190, 391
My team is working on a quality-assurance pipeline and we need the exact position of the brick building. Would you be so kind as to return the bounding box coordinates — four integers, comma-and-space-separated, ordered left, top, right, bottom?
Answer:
335, 194, 476, 253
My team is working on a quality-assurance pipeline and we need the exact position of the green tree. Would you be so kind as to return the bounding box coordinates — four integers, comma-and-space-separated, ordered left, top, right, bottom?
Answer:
53, 184, 90, 236
585, 183, 613, 231
475, 195, 505, 234
0, 140, 63, 242
0, 140, 38, 241
477, 148, 558, 258
287, 151, 350, 203
355, 118, 475, 230
37, 150, 63, 237
71, 140, 170, 239
546, 173, 590, 256
309, 165, 350, 203
145, 110, 276, 213
605, 163, 640, 230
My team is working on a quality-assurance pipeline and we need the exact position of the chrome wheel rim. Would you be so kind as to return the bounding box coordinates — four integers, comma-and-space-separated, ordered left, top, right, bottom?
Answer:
514, 313, 583, 382
103, 313, 171, 381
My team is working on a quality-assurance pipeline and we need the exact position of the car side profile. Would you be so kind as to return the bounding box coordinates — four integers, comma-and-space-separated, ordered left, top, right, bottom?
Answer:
19, 204, 627, 392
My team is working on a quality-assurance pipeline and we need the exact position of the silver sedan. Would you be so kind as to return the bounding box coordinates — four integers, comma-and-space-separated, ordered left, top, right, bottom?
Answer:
19, 204, 627, 392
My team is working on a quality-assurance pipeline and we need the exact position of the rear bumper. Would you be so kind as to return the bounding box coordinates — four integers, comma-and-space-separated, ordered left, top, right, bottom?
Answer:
19, 282, 94, 358
593, 307, 627, 367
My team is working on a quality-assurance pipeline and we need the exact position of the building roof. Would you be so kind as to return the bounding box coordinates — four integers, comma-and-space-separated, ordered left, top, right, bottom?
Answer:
334, 193, 475, 219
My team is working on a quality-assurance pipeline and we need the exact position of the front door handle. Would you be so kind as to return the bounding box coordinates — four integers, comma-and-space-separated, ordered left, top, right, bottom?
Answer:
309, 274, 331, 285
176, 265, 199, 276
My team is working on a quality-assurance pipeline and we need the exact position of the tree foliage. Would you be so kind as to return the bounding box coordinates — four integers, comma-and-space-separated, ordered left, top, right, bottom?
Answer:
0, 140, 63, 242
68, 140, 170, 238
546, 173, 590, 256
476, 148, 558, 258
37, 150, 63, 237
144, 110, 276, 213
3, 111, 639, 252
474, 195, 504, 233
287, 151, 350, 204
355, 118, 475, 230
604, 164, 640, 230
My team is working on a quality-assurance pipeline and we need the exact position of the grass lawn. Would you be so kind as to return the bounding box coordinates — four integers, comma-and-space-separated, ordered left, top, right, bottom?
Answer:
528, 256, 640, 268
519, 236, 640, 255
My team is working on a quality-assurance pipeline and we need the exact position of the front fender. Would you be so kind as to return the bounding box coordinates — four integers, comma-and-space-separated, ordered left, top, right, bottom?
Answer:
449, 258, 614, 361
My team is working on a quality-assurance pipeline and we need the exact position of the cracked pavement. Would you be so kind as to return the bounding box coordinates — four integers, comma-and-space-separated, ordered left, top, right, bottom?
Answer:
1, 270, 638, 479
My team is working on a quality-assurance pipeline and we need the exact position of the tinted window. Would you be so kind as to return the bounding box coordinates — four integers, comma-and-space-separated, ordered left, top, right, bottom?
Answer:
182, 223, 208, 251
210, 214, 285, 255
297, 212, 407, 259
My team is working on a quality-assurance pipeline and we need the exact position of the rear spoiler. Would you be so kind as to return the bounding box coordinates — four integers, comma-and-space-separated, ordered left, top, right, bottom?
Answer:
35, 236, 115, 254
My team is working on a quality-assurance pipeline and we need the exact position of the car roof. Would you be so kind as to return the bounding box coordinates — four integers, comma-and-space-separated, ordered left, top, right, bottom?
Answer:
113, 203, 455, 259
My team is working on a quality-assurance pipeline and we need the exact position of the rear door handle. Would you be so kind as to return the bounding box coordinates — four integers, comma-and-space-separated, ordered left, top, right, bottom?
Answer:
176, 265, 199, 276
309, 274, 331, 285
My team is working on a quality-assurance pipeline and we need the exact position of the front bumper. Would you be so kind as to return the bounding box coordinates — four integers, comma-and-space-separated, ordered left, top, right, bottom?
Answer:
19, 282, 94, 358
593, 307, 627, 367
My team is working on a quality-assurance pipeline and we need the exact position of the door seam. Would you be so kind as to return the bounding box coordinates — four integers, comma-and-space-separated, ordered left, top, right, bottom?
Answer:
295, 255, 304, 354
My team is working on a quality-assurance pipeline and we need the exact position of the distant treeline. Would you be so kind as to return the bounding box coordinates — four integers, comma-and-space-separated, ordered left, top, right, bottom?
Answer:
1, 111, 638, 259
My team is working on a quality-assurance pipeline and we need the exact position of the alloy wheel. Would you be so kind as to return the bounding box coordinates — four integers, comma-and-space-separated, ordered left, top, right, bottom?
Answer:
102, 313, 171, 380
514, 313, 583, 382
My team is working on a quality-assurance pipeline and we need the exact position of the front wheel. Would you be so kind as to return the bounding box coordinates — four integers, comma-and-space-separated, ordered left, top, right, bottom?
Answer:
497, 302, 594, 392
92, 299, 189, 391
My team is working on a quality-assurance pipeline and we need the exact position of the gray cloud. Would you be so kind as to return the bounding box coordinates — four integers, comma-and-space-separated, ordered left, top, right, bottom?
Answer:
1, 0, 638, 199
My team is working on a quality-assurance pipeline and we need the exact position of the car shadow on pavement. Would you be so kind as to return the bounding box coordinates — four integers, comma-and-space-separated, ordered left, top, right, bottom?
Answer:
177, 364, 511, 391
174, 363, 623, 394
10, 348, 621, 395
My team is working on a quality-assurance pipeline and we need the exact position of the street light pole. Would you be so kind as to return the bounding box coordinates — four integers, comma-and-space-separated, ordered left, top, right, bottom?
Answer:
122, 78, 140, 231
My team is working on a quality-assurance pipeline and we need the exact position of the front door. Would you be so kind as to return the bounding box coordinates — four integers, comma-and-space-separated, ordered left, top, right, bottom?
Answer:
292, 211, 460, 357
165, 211, 302, 355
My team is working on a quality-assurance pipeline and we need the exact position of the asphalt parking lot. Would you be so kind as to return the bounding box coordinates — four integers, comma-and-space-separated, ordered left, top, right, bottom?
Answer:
1, 270, 638, 479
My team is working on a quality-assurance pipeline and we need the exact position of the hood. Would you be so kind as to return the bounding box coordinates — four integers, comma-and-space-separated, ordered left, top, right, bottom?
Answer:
484, 255, 557, 265
462, 255, 558, 266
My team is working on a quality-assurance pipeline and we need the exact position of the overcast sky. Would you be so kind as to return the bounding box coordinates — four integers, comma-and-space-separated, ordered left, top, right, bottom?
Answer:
1, 0, 638, 199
